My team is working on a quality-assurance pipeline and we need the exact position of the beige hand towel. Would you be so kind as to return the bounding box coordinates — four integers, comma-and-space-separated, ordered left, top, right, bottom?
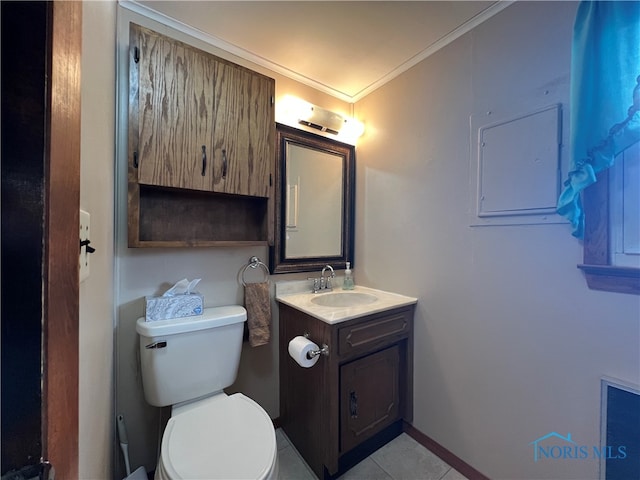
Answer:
244, 282, 271, 347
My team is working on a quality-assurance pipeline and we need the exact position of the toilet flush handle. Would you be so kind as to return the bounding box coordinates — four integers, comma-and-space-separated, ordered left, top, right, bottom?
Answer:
145, 341, 167, 349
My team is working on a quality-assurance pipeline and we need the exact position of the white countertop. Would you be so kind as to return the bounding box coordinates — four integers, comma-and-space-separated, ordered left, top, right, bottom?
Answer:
275, 281, 417, 324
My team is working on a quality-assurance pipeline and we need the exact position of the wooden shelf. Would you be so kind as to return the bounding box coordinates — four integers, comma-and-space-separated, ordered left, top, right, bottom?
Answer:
128, 184, 270, 247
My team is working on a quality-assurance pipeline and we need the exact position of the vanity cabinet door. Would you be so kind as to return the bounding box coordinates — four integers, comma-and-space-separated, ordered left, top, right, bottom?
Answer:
134, 24, 216, 192
340, 345, 401, 453
213, 63, 274, 198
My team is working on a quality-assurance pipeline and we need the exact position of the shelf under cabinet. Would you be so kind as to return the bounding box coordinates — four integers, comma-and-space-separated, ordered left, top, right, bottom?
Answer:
128, 183, 271, 247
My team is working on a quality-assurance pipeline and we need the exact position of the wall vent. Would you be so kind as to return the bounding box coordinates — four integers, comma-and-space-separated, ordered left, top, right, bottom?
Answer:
600, 378, 640, 480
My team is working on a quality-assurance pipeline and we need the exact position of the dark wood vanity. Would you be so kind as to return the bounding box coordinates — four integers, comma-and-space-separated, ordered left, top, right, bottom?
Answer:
279, 302, 415, 479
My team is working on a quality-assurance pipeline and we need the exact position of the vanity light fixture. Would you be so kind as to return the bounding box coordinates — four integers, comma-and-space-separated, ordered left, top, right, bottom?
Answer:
276, 95, 364, 144
298, 104, 345, 135
339, 116, 366, 141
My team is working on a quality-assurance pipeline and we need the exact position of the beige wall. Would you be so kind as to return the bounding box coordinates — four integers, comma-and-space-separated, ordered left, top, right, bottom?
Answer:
79, 1, 116, 478
354, 2, 639, 479
87, 2, 639, 479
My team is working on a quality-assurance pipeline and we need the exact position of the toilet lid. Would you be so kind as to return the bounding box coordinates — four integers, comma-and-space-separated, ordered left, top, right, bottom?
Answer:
160, 393, 276, 480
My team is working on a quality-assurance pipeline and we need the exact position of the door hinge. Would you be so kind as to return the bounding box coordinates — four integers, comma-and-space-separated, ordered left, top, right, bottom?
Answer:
41, 460, 54, 480
133, 46, 140, 64
271, 95, 274, 106
133, 151, 139, 169
269, 173, 273, 187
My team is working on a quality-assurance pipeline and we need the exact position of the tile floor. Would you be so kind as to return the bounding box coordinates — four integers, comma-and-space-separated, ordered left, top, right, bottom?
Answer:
276, 428, 469, 480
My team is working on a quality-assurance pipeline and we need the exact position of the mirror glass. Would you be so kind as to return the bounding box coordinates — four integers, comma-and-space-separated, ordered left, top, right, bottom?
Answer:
271, 123, 355, 273
285, 143, 343, 257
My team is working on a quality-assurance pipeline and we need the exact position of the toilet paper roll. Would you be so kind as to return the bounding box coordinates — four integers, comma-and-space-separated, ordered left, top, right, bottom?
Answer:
288, 336, 320, 368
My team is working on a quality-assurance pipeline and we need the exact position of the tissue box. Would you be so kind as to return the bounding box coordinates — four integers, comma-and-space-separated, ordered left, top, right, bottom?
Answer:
145, 293, 204, 322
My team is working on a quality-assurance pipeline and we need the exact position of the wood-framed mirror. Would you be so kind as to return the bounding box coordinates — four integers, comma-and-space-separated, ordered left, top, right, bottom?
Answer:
270, 123, 355, 274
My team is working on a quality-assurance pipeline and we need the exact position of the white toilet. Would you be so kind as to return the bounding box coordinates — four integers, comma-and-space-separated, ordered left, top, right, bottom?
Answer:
136, 306, 278, 480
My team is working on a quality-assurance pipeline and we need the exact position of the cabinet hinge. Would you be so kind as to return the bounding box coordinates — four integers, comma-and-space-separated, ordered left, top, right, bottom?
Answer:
133, 151, 139, 168
133, 46, 140, 64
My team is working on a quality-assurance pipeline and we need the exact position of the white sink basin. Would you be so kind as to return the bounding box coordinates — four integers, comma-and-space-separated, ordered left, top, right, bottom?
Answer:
310, 292, 378, 307
276, 283, 417, 324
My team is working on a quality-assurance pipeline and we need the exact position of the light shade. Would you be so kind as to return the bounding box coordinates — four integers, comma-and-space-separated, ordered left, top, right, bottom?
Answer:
298, 104, 346, 135
276, 95, 365, 144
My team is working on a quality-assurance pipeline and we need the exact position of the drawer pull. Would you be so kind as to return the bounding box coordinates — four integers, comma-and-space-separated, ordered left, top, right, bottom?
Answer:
349, 391, 358, 418
201, 145, 207, 176
222, 149, 228, 179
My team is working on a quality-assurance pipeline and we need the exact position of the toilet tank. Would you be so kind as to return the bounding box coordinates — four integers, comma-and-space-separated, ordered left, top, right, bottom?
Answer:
136, 305, 247, 407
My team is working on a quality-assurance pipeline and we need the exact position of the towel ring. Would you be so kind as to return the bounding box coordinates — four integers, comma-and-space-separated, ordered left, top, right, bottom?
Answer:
241, 256, 270, 286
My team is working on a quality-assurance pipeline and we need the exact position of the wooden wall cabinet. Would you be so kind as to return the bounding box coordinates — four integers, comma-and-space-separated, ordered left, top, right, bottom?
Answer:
128, 24, 275, 247
279, 304, 414, 479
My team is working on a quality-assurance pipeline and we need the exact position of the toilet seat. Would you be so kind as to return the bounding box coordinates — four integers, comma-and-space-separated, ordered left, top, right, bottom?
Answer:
157, 393, 277, 480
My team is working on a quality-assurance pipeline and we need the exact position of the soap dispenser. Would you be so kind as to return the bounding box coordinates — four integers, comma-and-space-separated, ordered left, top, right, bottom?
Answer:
342, 262, 355, 290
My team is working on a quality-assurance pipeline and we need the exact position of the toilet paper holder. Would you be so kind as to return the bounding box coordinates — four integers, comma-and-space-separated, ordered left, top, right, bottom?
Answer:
304, 332, 329, 358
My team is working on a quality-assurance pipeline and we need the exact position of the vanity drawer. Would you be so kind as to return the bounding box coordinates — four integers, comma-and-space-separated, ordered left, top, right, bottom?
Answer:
338, 310, 411, 356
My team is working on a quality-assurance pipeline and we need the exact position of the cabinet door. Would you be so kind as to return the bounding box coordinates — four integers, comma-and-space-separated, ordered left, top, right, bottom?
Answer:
213, 63, 274, 198
135, 25, 216, 191
340, 345, 400, 453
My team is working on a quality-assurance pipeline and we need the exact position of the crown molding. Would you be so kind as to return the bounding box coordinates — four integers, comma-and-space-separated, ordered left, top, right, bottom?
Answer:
350, 0, 515, 102
120, 0, 514, 104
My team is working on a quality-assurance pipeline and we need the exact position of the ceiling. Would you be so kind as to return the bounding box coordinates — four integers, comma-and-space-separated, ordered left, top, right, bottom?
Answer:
130, 1, 511, 102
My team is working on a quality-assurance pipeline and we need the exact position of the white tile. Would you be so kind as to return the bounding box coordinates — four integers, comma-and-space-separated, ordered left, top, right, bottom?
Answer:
277, 445, 318, 480
275, 429, 462, 480
370, 434, 451, 480
441, 468, 469, 480
339, 457, 393, 480
276, 428, 290, 451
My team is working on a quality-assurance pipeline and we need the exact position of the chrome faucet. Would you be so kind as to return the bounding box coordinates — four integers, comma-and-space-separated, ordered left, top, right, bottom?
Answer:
321, 265, 335, 291
309, 265, 335, 293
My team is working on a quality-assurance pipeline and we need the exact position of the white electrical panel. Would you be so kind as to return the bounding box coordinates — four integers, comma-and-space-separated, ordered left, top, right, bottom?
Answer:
470, 104, 566, 227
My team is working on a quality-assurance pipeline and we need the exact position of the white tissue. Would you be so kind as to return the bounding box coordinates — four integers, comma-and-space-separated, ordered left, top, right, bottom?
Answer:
163, 278, 201, 296
145, 278, 204, 322
288, 336, 320, 368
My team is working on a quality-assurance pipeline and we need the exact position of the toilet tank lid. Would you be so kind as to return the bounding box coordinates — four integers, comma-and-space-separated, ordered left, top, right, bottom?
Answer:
136, 305, 247, 337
